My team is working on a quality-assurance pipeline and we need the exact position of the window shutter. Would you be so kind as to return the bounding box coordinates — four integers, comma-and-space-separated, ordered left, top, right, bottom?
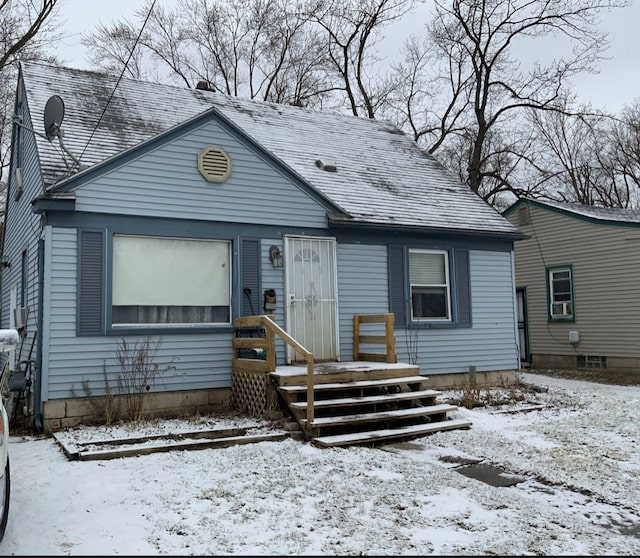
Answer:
241, 239, 260, 316
78, 230, 104, 335
455, 249, 471, 327
388, 245, 406, 326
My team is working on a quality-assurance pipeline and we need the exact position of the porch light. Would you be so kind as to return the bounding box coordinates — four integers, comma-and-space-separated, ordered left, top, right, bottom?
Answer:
269, 246, 282, 268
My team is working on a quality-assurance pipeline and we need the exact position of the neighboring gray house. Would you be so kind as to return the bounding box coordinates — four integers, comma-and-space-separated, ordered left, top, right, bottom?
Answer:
504, 197, 640, 375
2, 62, 524, 433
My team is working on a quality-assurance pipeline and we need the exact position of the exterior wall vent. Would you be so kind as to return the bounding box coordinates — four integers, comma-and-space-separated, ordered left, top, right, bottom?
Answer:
518, 205, 530, 226
315, 159, 337, 172
198, 146, 232, 183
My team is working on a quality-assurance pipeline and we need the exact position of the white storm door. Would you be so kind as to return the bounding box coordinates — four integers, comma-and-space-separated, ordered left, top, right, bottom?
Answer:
284, 236, 339, 363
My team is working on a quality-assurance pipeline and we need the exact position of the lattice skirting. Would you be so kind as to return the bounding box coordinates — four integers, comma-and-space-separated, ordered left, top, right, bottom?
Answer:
232, 369, 278, 418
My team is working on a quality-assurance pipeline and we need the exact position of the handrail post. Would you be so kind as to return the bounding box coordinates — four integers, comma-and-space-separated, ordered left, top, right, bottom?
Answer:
385, 312, 396, 363
306, 358, 314, 423
353, 314, 361, 361
240, 315, 315, 425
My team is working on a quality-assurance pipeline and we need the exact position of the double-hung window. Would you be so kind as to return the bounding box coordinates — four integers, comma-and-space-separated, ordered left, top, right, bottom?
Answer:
547, 265, 573, 320
112, 235, 231, 326
409, 249, 451, 321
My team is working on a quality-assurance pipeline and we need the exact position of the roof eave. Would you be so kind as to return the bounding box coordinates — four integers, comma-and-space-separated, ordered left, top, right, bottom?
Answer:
327, 214, 526, 241
31, 192, 76, 214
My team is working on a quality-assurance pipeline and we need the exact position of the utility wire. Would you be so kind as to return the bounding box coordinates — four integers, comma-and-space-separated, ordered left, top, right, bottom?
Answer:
75, 0, 157, 169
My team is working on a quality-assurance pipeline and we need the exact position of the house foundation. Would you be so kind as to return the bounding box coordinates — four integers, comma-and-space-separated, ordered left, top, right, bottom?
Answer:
41, 387, 234, 433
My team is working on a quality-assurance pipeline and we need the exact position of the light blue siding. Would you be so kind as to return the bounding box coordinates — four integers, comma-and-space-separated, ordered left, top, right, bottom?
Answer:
395, 250, 519, 374
1, 94, 42, 359
74, 120, 329, 228
337, 244, 389, 360
42, 232, 517, 399
259, 238, 287, 365
44, 227, 235, 400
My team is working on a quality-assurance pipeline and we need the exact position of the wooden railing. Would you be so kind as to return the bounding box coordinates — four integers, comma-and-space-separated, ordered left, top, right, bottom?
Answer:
233, 313, 396, 424
353, 313, 396, 364
233, 315, 316, 423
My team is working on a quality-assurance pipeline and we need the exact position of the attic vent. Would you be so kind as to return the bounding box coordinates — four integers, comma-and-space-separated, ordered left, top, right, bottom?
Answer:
198, 146, 232, 183
315, 159, 337, 172
518, 205, 530, 226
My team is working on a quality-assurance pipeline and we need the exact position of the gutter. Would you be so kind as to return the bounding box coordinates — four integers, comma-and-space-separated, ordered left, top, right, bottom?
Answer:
34, 239, 44, 433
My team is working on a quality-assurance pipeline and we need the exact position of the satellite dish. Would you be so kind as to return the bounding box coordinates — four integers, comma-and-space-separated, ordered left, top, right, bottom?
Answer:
44, 95, 65, 141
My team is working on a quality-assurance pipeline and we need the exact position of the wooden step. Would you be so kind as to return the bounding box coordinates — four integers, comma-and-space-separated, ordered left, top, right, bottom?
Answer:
278, 375, 431, 395
271, 362, 421, 386
289, 388, 442, 410
58, 432, 289, 461
301, 403, 458, 428
311, 419, 473, 448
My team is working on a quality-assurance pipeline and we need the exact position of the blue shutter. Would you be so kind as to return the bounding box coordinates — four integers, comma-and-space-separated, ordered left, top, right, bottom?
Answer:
388, 245, 406, 326
455, 249, 471, 327
78, 230, 104, 335
241, 239, 260, 316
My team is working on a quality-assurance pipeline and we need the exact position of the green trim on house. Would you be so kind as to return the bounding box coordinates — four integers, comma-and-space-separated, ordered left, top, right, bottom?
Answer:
504, 198, 640, 229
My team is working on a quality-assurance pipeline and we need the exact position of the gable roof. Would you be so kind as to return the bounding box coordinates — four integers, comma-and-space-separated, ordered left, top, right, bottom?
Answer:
504, 198, 640, 226
20, 62, 522, 238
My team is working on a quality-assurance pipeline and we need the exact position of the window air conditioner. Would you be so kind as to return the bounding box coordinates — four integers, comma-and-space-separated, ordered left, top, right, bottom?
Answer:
551, 302, 571, 316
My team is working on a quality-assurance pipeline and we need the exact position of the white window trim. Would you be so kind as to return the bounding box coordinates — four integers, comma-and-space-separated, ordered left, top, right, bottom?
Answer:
548, 266, 573, 319
409, 249, 451, 322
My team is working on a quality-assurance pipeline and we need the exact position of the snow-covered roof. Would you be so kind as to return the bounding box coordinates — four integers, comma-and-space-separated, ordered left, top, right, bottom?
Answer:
514, 198, 640, 224
20, 62, 521, 237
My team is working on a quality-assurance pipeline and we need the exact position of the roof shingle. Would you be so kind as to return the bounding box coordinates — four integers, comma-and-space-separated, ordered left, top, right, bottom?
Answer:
21, 62, 521, 237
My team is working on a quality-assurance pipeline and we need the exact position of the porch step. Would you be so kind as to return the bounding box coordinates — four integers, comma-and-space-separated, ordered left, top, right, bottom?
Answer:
302, 403, 458, 428
311, 419, 473, 448
277, 375, 429, 395
288, 389, 442, 411
273, 366, 472, 448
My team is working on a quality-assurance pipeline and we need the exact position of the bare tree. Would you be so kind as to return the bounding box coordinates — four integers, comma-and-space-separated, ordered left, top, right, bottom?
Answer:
527, 99, 620, 205
307, 0, 417, 118
606, 101, 640, 204
0, 0, 62, 186
523, 93, 640, 208
394, 0, 629, 203
81, 19, 149, 81
83, 0, 335, 107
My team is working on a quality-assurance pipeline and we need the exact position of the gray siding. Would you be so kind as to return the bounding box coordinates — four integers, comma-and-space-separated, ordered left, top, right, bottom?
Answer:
74, 120, 329, 228
337, 244, 389, 360
395, 250, 519, 374
507, 204, 640, 359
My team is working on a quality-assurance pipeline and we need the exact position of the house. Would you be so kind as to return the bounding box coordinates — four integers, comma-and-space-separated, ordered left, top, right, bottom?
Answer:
503, 197, 640, 375
1, 62, 524, 435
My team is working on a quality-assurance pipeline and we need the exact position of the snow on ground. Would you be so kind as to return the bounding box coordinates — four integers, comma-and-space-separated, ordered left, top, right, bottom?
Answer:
1, 371, 639, 555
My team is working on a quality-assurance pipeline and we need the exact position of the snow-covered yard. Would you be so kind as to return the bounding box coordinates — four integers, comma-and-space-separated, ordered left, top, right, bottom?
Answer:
1, 370, 639, 555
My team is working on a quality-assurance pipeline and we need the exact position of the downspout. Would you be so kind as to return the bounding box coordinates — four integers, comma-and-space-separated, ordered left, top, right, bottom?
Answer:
34, 238, 44, 432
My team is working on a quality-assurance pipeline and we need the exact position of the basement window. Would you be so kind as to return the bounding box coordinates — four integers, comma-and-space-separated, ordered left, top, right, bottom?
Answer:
577, 355, 607, 369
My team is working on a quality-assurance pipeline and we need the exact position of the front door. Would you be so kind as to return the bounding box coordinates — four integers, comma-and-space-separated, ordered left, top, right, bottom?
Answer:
284, 235, 339, 363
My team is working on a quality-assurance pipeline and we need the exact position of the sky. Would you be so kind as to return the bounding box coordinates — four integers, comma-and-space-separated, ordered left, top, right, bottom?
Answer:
0, 370, 639, 555
54, 0, 640, 115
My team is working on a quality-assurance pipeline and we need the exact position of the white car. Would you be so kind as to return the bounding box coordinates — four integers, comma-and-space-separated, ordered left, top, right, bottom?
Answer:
0, 328, 19, 543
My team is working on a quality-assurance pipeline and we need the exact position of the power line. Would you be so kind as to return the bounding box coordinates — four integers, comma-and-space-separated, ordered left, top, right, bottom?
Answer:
75, 0, 157, 169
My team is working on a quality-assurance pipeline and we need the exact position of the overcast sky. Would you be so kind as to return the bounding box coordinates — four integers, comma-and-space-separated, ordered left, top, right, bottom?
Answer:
56, 0, 640, 114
